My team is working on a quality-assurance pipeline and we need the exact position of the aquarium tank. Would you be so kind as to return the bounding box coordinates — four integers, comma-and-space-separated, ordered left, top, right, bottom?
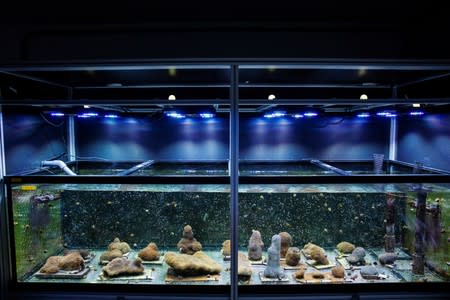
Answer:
1, 63, 449, 300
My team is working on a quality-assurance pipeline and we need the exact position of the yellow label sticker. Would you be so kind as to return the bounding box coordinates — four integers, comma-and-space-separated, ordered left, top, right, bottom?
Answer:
21, 185, 37, 191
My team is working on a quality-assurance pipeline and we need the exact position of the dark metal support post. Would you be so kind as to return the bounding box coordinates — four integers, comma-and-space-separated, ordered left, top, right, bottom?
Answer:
230, 64, 239, 300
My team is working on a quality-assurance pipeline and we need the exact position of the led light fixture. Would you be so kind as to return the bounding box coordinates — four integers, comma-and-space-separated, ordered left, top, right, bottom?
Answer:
293, 114, 304, 118
168, 94, 176, 101
77, 112, 98, 118
199, 113, 215, 119
50, 112, 65, 117
377, 111, 397, 117
165, 111, 186, 119
303, 112, 318, 117
264, 111, 286, 118
104, 114, 119, 118
409, 111, 424, 116
357, 112, 370, 118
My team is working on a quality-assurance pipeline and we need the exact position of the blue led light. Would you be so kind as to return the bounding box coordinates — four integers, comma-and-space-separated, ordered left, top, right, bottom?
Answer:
293, 114, 304, 118
303, 112, 318, 117
409, 111, 424, 116
357, 113, 370, 118
77, 112, 98, 118
165, 111, 186, 119
50, 112, 65, 117
199, 113, 215, 119
264, 111, 286, 118
104, 114, 119, 118
377, 111, 397, 117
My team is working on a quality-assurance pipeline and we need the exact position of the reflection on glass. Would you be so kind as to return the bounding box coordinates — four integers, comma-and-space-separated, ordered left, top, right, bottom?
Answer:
238, 183, 449, 285
12, 183, 230, 285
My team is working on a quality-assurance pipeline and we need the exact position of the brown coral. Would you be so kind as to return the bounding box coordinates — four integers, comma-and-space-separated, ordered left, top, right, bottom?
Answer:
331, 265, 345, 278
177, 225, 202, 255
309, 271, 325, 279
279, 232, 292, 258
63, 249, 91, 259
285, 247, 301, 266
336, 241, 355, 254
164, 251, 221, 276
39, 252, 84, 273
108, 237, 131, 254
238, 252, 252, 278
40, 256, 61, 273
309, 245, 329, 265
248, 230, 264, 261
302, 242, 325, 258
222, 240, 231, 256
294, 266, 306, 279
102, 257, 144, 277
138, 242, 160, 261
100, 249, 123, 262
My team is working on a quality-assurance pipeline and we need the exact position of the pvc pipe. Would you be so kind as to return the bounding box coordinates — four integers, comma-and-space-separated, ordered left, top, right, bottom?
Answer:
41, 160, 77, 176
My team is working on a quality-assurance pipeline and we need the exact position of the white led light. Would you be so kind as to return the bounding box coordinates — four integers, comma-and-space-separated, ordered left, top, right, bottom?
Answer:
268, 94, 276, 101
360, 94, 368, 100
83, 105, 90, 108
413, 103, 421, 108
168, 95, 176, 101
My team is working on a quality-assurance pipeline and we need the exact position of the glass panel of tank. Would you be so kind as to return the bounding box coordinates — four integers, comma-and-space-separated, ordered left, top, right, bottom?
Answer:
238, 182, 449, 285
10, 182, 230, 285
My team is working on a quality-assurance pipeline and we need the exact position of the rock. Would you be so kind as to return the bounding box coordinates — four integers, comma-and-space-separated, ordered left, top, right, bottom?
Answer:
331, 265, 345, 278
346, 247, 366, 265
40, 252, 84, 273
222, 240, 231, 256
263, 234, 286, 279
100, 249, 123, 262
238, 252, 252, 278
336, 241, 355, 254
310, 246, 329, 265
164, 251, 221, 276
294, 266, 306, 279
303, 242, 325, 258
360, 265, 378, 278
102, 257, 144, 277
285, 247, 301, 266
279, 232, 292, 258
248, 230, 264, 261
378, 252, 397, 265
108, 237, 131, 254
177, 225, 202, 255
138, 242, 160, 261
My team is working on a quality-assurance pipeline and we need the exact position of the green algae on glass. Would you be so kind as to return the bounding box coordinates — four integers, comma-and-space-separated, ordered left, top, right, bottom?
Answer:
12, 187, 63, 280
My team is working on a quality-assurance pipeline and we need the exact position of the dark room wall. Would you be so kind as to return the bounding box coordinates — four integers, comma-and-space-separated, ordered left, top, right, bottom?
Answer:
240, 116, 390, 160
75, 116, 229, 161
397, 114, 450, 171
3, 112, 66, 175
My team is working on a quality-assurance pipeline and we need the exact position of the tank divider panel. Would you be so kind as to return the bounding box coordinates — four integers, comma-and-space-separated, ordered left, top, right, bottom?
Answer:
392, 160, 450, 175
116, 160, 155, 176
310, 159, 351, 176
